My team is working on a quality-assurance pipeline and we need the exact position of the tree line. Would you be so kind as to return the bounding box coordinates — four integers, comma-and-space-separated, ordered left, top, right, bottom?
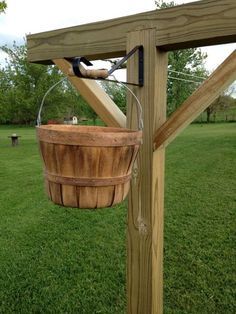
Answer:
1, 41, 235, 125
0, 41, 208, 125
0, 0, 6, 13
0, 0, 235, 125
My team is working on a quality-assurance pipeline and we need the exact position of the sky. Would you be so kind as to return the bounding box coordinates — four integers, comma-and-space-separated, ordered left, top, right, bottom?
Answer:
0, 0, 235, 74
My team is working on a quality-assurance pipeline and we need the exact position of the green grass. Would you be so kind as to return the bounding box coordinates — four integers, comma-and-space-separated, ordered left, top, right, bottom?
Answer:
0, 123, 235, 313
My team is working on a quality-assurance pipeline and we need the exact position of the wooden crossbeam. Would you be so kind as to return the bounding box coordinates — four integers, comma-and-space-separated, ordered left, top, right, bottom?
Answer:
27, 0, 236, 63
153, 50, 236, 150
53, 59, 126, 128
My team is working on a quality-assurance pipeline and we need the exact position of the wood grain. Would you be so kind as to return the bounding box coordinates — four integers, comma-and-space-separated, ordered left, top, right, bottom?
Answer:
126, 29, 168, 314
27, 0, 236, 63
36, 125, 141, 146
53, 59, 126, 128
37, 125, 141, 208
153, 50, 236, 150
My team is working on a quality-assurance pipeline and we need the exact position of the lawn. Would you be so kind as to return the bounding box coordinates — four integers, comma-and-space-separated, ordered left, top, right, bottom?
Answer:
0, 123, 235, 313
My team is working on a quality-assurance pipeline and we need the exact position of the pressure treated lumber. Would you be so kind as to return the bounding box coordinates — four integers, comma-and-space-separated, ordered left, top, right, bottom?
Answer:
127, 29, 168, 314
153, 50, 236, 150
27, 0, 236, 63
53, 59, 126, 128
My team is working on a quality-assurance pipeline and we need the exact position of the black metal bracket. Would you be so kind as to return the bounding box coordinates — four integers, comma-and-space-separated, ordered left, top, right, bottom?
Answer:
108, 45, 144, 86
71, 45, 144, 86
72, 57, 93, 78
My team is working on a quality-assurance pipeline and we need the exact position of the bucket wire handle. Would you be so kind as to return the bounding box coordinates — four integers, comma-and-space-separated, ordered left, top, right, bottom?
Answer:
110, 74, 143, 131
37, 77, 67, 126
37, 75, 143, 131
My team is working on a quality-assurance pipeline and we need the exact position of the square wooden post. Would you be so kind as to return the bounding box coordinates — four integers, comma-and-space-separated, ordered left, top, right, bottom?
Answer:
126, 29, 168, 313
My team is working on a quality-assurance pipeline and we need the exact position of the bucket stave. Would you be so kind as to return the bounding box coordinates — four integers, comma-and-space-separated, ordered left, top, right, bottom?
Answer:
37, 125, 142, 208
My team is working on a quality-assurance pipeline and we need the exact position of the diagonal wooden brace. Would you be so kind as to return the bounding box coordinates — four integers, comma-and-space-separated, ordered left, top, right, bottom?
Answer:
53, 59, 126, 128
153, 50, 236, 151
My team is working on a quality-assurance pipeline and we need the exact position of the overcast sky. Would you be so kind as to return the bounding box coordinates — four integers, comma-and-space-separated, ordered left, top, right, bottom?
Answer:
0, 0, 235, 73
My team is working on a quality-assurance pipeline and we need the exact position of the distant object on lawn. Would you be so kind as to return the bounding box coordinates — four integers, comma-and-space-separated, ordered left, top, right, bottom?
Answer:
63, 116, 78, 125
47, 116, 88, 125
8, 134, 21, 146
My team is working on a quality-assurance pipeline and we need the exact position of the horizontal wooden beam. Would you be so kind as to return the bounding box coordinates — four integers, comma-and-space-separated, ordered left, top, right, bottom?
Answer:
27, 0, 236, 64
153, 50, 236, 150
53, 59, 126, 128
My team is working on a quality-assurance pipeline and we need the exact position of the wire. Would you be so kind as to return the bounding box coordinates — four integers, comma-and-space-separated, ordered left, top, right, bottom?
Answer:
110, 74, 143, 131
168, 76, 202, 85
37, 77, 67, 126
36, 67, 207, 128
168, 69, 207, 80
104, 58, 208, 81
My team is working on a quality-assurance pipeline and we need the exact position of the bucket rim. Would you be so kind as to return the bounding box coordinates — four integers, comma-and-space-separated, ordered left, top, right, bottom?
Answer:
36, 124, 142, 147
36, 124, 140, 134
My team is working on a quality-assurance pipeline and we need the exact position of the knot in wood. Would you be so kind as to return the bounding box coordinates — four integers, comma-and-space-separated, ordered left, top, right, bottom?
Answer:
132, 167, 139, 184
132, 167, 138, 179
137, 218, 148, 235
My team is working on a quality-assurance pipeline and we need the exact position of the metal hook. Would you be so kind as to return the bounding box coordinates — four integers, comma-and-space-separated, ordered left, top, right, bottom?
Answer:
70, 45, 144, 86
108, 45, 144, 86
72, 57, 93, 78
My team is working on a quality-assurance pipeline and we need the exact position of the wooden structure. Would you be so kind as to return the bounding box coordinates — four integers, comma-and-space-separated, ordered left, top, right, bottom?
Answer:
27, 0, 236, 312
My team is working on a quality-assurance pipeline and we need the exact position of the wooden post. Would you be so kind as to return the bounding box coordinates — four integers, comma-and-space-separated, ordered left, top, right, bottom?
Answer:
126, 29, 168, 313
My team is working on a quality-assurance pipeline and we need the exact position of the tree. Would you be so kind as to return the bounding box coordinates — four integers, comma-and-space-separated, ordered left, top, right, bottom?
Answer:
167, 49, 207, 115
1, 43, 62, 124
0, 42, 86, 124
204, 82, 236, 123
155, 0, 208, 115
205, 94, 235, 123
102, 81, 126, 114
0, 1, 6, 13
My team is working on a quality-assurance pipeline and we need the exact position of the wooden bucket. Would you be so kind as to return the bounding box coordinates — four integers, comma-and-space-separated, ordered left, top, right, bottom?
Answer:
37, 125, 142, 208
